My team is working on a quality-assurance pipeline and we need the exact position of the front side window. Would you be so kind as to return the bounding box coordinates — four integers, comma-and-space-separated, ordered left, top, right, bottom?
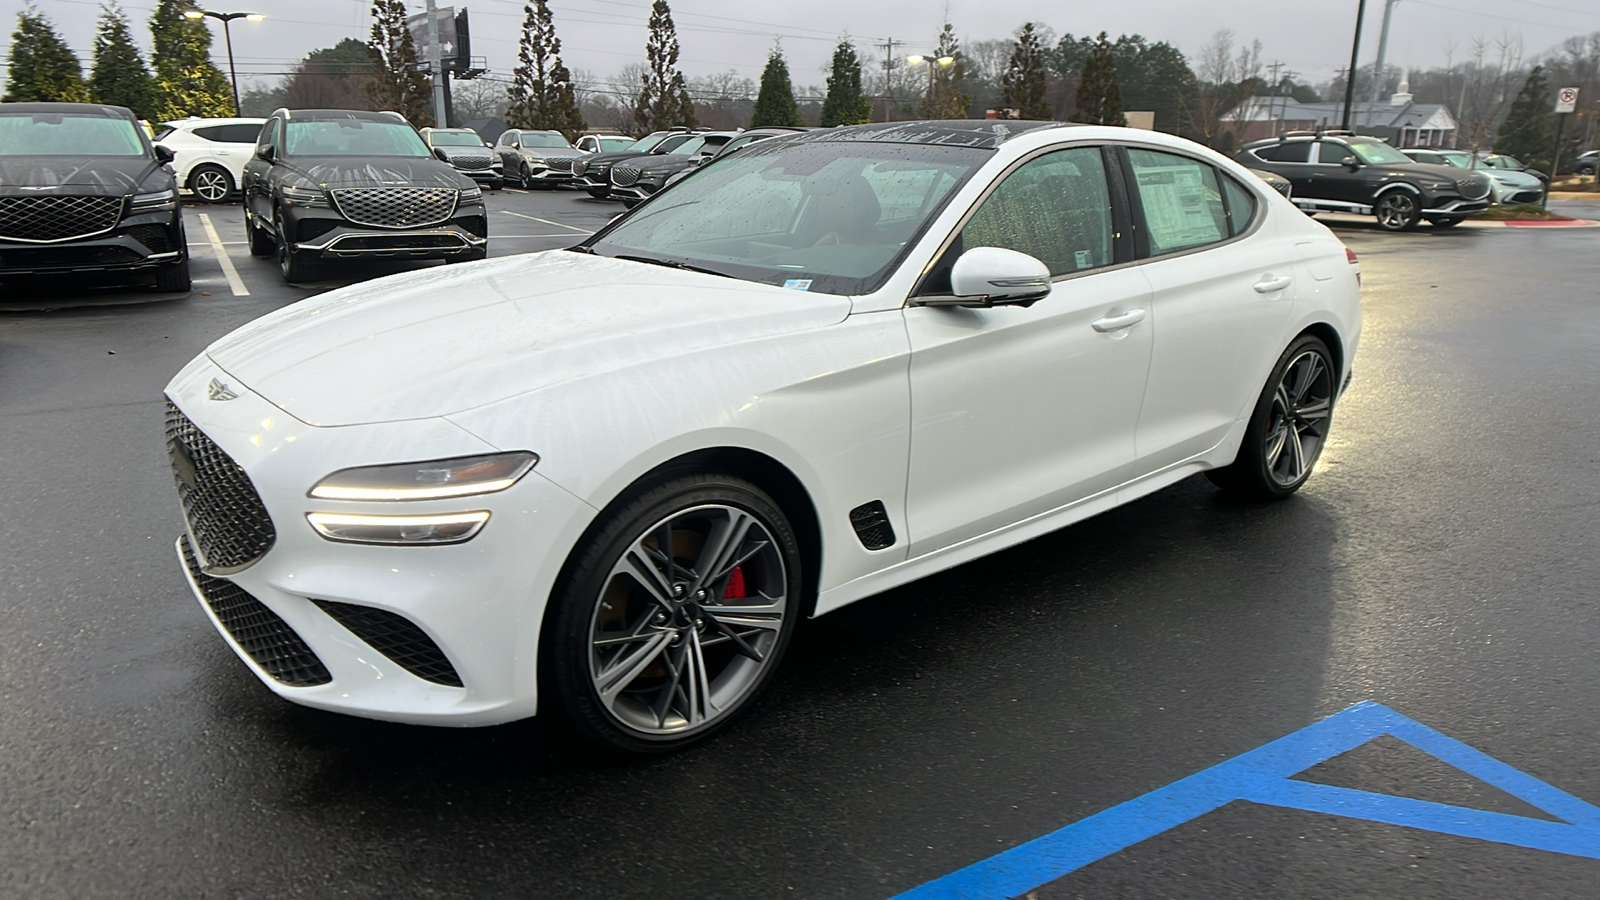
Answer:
1127, 148, 1228, 256
498, 131, 518, 147
284, 119, 430, 157
258, 117, 282, 154
958, 146, 1113, 277
0, 111, 146, 157
1317, 142, 1352, 164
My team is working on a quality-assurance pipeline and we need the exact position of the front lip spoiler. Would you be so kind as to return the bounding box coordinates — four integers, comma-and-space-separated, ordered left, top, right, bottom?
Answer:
295, 230, 487, 254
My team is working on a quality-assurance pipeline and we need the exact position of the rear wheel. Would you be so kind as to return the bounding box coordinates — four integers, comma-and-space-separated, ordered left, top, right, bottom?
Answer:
1207, 335, 1336, 500
545, 473, 802, 754
1374, 190, 1421, 231
187, 164, 233, 204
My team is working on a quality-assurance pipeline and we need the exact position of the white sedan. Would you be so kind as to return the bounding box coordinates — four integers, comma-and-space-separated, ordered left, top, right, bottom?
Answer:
164, 121, 1361, 753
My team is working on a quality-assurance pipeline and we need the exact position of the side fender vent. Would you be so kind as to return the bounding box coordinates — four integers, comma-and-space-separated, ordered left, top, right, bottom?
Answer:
849, 500, 896, 551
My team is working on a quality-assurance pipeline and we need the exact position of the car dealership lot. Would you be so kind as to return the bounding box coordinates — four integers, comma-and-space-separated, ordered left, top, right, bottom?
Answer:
3, 194, 1599, 897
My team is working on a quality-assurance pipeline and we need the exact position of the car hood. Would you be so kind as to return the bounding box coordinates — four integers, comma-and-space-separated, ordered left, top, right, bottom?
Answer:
205, 251, 852, 427
278, 156, 469, 189
0, 156, 167, 195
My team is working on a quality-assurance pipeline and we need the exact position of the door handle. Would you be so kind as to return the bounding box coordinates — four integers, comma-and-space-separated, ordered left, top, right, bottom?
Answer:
1253, 274, 1293, 294
1091, 308, 1147, 332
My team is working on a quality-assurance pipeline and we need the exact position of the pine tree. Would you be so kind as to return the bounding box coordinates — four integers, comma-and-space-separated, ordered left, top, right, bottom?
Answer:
919, 23, 970, 119
752, 46, 801, 127
1001, 23, 1050, 120
149, 0, 233, 120
1495, 65, 1556, 172
506, 0, 587, 139
634, 0, 695, 132
90, 4, 155, 119
366, 0, 434, 126
1072, 32, 1125, 126
820, 39, 871, 127
3, 9, 91, 104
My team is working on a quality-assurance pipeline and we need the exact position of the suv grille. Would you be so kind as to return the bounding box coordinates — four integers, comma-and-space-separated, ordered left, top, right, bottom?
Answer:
572, 159, 588, 177
165, 400, 276, 573
611, 164, 641, 187
330, 187, 457, 229
0, 195, 123, 243
181, 536, 331, 687
450, 154, 493, 170
544, 158, 574, 174
313, 600, 463, 687
1457, 178, 1490, 202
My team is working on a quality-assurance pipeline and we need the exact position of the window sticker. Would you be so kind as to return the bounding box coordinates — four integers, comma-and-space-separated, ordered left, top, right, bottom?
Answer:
782, 279, 813, 291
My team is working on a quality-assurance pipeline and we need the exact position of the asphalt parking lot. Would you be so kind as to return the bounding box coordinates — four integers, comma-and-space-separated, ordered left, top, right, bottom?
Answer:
3, 191, 1600, 898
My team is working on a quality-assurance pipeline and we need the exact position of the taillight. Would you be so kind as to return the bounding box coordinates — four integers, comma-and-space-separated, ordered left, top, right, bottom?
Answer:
1345, 246, 1361, 286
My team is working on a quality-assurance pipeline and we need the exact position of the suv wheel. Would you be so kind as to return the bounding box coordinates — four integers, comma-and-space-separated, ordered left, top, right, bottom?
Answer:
274, 209, 319, 284
1374, 190, 1421, 231
153, 256, 191, 292
1427, 216, 1462, 229
188, 164, 234, 204
246, 211, 275, 256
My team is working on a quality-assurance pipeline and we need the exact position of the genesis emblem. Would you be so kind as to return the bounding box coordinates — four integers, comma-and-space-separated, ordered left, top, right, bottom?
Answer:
207, 378, 239, 401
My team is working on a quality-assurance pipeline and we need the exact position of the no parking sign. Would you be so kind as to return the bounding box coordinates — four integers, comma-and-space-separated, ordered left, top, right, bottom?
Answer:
1556, 87, 1579, 113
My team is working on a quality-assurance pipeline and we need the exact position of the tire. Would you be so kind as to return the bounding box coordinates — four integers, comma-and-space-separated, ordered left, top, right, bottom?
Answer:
622, 198, 640, 209
1206, 334, 1336, 500
274, 209, 319, 284
187, 164, 233, 204
152, 256, 191, 292
544, 473, 803, 754
1374, 190, 1421, 231
587, 188, 610, 200
1428, 216, 1462, 228
246, 210, 275, 257
488, 179, 504, 191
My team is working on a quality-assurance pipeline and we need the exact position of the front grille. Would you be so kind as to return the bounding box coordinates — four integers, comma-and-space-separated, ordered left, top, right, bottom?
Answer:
329, 233, 468, 252
544, 158, 574, 174
0, 195, 124, 243
181, 536, 331, 687
127, 223, 173, 254
329, 187, 457, 229
450, 154, 493, 170
313, 600, 463, 687
571, 159, 588, 177
0, 244, 141, 271
612, 164, 641, 187
165, 400, 276, 573
1457, 178, 1491, 202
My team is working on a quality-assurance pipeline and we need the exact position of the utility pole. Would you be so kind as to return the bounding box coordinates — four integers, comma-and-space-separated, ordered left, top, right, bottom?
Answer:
1267, 61, 1284, 135
1365, 0, 1401, 130
878, 37, 899, 121
424, 0, 448, 127
1341, 0, 1367, 131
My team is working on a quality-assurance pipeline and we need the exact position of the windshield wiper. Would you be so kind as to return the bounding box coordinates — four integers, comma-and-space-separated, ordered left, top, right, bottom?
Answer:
611, 253, 731, 279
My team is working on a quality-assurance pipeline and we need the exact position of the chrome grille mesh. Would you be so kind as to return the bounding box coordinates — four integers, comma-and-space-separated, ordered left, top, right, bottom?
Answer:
0, 195, 123, 243
611, 164, 641, 187
544, 158, 574, 173
571, 159, 588, 177
450, 154, 493, 170
180, 536, 331, 687
330, 187, 457, 229
1457, 178, 1491, 202
165, 400, 276, 572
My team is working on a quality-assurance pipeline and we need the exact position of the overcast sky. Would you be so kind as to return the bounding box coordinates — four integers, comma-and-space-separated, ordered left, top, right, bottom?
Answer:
6, 0, 1599, 97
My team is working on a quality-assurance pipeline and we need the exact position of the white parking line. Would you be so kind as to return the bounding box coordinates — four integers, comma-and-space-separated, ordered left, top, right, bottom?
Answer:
197, 213, 249, 297
501, 210, 594, 234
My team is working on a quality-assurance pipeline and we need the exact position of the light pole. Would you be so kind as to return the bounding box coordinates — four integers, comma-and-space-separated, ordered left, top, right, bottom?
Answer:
906, 54, 955, 118
183, 9, 264, 117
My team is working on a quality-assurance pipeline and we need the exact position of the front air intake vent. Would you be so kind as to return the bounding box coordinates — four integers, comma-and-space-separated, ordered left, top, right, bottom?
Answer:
313, 600, 463, 687
180, 536, 331, 687
849, 500, 896, 551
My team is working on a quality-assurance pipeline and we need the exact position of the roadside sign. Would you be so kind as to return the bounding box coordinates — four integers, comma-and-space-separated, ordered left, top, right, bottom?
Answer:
1556, 87, 1579, 114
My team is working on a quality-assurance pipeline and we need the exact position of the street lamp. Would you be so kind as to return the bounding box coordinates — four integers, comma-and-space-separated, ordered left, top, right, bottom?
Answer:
184, 9, 264, 116
906, 55, 956, 117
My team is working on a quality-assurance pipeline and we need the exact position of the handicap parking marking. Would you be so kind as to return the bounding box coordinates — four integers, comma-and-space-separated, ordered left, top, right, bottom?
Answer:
196, 212, 249, 297
895, 701, 1600, 899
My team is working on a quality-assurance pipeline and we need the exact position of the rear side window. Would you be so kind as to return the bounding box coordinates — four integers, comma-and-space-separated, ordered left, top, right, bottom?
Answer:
1127, 148, 1228, 256
1252, 142, 1310, 163
1220, 173, 1258, 237
192, 125, 227, 142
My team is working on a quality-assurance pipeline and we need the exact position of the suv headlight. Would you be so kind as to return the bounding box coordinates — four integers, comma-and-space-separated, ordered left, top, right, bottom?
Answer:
309, 451, 537, 501
281, 185, 328, 207
525, 157, 547, 168
459, 183, 483, 202
130, 188, 177, 213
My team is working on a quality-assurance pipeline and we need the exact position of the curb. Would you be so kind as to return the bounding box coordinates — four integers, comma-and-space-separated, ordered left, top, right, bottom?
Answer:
1462, 218, 1600, 229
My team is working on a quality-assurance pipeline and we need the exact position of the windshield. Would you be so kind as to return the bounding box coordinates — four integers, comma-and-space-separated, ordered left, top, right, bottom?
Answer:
285, 119, 428, 157
583, 140, 987, 296
1484, 155, 1523, 169
599, 137, 636, 152
1349, 142, 1412, 165
430, 131, 486, 147
0, 112, 147, 157
521, 133, 571, 149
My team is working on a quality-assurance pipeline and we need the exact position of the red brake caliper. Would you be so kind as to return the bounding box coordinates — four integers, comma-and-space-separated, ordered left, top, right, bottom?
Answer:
722, 566, 746, 599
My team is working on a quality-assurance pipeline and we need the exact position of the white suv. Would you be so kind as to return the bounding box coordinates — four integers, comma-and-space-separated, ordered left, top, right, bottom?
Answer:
153, 117, 266, 204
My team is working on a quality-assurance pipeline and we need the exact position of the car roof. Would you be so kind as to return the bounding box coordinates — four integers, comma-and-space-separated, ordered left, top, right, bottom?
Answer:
1, 101, 135, 119
277, 109, 408, 123
789, 120, 1075, 149
1244, 132, 1386, 148
164, 117, 267, 127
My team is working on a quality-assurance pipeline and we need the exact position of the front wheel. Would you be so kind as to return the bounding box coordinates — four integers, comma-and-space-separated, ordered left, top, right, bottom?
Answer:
1206, 335, 1336, 500
246, 211, 275, 256
544, 474, 803, 754
274, 210, 319, 284
152, 256, 191, 292
1374, 191, 1421, 231
586, 187, 610, 200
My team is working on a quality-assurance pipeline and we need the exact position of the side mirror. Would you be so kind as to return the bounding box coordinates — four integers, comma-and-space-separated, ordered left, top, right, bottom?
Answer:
153, 143, 175, 164
433, 147, 451, 162
923, 247, 1052, 308
256, 144, 275, 162
1341, 155, 1360, 170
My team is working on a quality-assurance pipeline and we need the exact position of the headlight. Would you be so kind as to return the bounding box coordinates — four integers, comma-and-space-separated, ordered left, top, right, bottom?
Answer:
281, 185, 328, 207
641, 169, 666, 179
307, 511, 490, 545
309, 451, 537, 501
130, 188, 177, 213
525, 157, 547, 167
459, 184, 482, 202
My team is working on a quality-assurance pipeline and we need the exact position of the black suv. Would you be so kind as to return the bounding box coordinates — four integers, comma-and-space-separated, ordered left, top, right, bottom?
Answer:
0, 102, 189, 291
1238, 132, 1491, 230
571, 130, 704, 199
243, 109, 487, 283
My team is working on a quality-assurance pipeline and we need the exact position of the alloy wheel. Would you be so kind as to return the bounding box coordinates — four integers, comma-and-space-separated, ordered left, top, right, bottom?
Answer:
191, 166, 231, 203
1376, 193, 1418, 230
1263, 349, 1334, 487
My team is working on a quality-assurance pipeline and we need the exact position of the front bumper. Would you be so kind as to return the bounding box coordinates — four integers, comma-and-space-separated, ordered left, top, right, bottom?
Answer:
1421, 196, 1490, 216
283, 203, 488, 260
0, 213, 185, 276
164, 356, 597, 725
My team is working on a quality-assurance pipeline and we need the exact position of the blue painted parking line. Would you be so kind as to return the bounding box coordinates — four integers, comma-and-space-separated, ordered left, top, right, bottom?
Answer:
895, 701, 1600, 899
